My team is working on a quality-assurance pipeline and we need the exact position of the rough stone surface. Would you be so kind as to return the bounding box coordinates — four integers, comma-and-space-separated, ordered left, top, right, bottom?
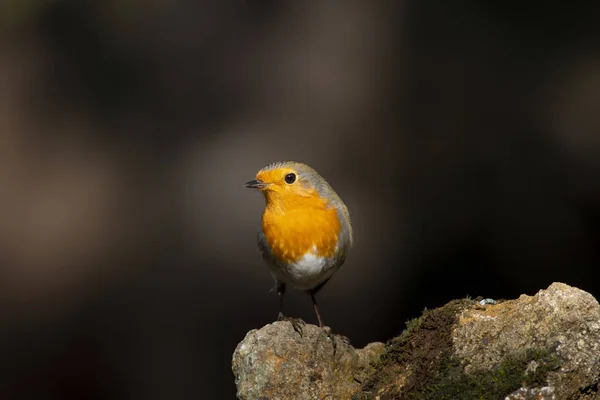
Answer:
233, 283, 600, 399
504, 386, 556, 400
232, 321, 385, 400
454, 282, 600, 399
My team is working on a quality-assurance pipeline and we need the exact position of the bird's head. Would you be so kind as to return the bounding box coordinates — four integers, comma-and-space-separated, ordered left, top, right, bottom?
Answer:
244, 161, 337, 210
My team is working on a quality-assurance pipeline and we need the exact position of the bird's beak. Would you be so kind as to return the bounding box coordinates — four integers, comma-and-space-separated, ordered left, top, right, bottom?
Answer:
243, 179, 269, 189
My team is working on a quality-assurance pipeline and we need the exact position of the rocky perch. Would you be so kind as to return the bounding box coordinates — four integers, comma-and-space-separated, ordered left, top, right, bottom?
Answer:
232, 283, 600, 399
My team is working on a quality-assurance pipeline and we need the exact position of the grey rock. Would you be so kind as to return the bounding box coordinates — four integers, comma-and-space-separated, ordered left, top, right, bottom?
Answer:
232, 321, 384, 400
234, 283, 600, 399
504, 386, 556, 400
454, 282, 600, 399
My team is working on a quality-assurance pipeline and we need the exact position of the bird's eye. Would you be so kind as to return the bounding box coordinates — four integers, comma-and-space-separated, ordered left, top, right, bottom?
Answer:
284, 173, 296, 184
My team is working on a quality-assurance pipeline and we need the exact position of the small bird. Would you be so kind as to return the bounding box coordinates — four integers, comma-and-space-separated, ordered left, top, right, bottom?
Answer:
244, 161, 353, 327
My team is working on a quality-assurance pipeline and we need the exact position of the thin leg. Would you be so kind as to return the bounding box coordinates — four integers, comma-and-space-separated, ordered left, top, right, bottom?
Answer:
276, 281, 286, 319
310, 293, 325, 328
275, 282, 303, 334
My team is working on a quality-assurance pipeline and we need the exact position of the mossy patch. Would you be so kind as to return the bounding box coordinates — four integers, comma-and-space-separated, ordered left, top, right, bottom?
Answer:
354, 299, 562, 400
414, 346, 561, 400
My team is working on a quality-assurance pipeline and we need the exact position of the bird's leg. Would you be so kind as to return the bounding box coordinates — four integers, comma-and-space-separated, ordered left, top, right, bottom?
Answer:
274, 282, 304, 334
310, 293, 325, 328
276, 281, 286, 320
308, 292, 340, 355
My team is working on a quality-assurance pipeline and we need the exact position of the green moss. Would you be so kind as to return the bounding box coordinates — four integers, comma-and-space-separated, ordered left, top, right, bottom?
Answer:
411, 347, 560, 400
354, 299, 562, 400
354, 299, 476, 399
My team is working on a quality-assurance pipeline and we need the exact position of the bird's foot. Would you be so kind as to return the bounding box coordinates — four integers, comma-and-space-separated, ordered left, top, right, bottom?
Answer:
313, 325, 338, 356
316, 326, 350, 357
321, 326, 337, 354
277, 312, 305, 336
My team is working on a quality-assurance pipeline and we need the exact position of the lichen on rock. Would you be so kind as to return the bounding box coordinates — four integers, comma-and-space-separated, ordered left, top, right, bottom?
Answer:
453, 282, 600, 400
233, 283, 600, 399
232, 321, 384, 400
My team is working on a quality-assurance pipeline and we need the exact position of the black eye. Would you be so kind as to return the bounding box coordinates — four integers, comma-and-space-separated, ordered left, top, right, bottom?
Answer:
284, 173, 296, 184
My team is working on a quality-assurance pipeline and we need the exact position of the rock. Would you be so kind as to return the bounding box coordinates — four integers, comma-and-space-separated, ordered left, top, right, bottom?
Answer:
357, 282, 600, 399
232, 321, 385, 400
454, 282, 600, 400
233, 283, 600, 399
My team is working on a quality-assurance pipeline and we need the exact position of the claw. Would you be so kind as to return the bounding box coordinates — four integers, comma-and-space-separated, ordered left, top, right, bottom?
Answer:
277, 313, 305, 336
322, 327, 337, 355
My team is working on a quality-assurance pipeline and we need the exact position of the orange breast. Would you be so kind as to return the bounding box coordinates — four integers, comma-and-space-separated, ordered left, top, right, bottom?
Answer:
262, 199, 341, 264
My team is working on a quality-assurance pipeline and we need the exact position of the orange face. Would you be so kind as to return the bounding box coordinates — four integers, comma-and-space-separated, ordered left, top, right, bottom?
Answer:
253, 167, 315, 209
248, 166, 341, 263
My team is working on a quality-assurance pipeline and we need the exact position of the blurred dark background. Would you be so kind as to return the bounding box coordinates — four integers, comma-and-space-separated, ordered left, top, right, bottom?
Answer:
1, 0, 599, 398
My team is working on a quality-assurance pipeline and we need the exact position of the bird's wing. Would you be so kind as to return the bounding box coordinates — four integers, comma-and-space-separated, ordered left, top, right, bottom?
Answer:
257, 226, 280, 266
336, 205, 353, 251
257, 226, 268, 256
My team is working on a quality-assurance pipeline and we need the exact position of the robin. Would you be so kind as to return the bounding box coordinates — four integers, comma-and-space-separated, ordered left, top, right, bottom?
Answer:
244, 161, 353, 327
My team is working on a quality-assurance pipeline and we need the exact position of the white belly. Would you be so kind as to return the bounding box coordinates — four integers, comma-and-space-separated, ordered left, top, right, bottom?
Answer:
272, 250, 339, 291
